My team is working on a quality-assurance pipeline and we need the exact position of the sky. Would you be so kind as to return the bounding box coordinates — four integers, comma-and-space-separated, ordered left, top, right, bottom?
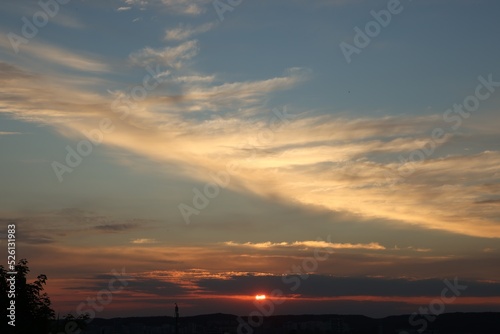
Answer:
1, 0, 500, 320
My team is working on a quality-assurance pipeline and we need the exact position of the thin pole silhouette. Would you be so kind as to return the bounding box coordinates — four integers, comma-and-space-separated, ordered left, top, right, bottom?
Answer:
174, 303, 179, 334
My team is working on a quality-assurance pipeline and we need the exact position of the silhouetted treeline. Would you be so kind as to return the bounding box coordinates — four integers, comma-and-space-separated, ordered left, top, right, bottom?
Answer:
79, 312, 500, 333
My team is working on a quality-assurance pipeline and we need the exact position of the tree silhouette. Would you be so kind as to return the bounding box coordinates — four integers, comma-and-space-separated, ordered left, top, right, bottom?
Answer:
0, 258, 55, 333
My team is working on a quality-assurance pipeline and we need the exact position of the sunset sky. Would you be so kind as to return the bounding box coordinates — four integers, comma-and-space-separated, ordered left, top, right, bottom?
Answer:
1, 0, 500, 319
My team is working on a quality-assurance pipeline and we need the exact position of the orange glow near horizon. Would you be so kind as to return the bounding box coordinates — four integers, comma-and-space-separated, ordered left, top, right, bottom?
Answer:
255, 294, 266, 300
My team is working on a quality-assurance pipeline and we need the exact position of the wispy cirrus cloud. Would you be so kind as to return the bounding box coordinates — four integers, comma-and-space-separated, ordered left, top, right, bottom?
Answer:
3, 53, 500, 238
0, 39, 110, 73
0, 131, 21, 135
129, 40, 198, 68
174, 74, 215, 83
164, 22, 217, 41
51, 12, 85, 29
3, 57, 500, 238
123, 0, 211, 15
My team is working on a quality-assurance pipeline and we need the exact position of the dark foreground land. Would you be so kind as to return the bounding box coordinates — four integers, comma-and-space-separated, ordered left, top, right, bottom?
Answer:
66, 312, 500, 334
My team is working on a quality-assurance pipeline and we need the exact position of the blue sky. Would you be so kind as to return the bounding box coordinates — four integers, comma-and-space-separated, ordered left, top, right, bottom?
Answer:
1, 0, 500, 318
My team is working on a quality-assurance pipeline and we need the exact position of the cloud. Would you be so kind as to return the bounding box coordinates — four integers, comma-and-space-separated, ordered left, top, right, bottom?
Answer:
0, 210, 152, 248
95, 223, 140, 232
475, 199, 500, 205
195, 274, 500, 298
164, 22, 217, 41
6, 213, 500, 302
0, 62, 34, 79
67, 273, 187, 296
0, 61, 110, 125
3, 55, 499, 238
51, 12, 85, 29
129, 40, 198, 68
0, 131, 21, 135
16, 232, 55, 245
224, 241, 386, 250
124, 0, 211, 15
0, 40, 110, 73
131, 238, 158, 244
174, 75, 215, 83
117, 6, 132, 11
121, 276, 187, 296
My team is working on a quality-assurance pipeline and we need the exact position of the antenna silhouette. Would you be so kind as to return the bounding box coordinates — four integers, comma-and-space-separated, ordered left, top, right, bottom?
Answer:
174, 302, 179, 334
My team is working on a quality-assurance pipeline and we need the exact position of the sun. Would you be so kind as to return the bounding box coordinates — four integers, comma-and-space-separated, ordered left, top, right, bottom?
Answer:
255, 294, 266, 300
